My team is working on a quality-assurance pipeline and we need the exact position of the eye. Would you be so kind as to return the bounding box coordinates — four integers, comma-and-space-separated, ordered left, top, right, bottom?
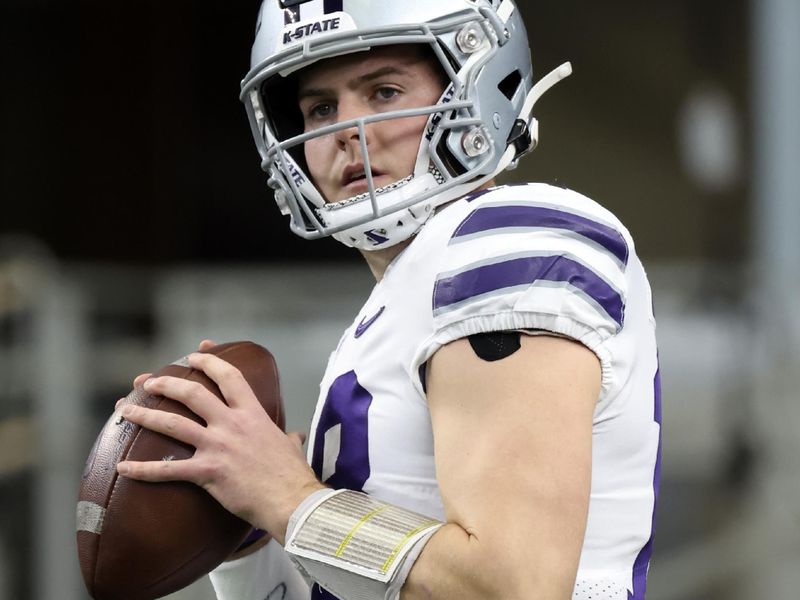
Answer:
308, 101, 335, 119
374, 87, 400, 101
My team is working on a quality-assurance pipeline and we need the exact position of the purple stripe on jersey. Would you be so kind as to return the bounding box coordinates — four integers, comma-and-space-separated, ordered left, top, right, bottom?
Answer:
323, 0, 343, 12
453, 205, 629, 266
628, 367, 662, 600
432, 255, 625, 329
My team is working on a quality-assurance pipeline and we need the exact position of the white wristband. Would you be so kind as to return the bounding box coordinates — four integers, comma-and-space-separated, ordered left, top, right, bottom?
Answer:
284, 489, 443, 600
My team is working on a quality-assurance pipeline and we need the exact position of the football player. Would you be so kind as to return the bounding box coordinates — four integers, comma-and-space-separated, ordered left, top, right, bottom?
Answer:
117, 1, 662, 599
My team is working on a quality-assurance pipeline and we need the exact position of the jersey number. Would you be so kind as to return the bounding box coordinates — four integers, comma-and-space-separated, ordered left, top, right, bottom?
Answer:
310, 370, 373, 492
310, 371, 373, 600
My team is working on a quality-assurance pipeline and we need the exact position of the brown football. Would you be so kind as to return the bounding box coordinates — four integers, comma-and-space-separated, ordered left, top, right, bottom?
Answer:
76, 341, 284, 600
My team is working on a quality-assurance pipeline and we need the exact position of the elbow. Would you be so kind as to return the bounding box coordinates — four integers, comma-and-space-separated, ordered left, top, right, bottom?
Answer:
467, 545, 577, 600
503, 579, 572, 600
483, 572, 574, 600
402, 525, 577, 600
483, 574, 558, 600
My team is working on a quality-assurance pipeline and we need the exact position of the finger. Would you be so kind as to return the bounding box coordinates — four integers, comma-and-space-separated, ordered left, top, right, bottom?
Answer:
287, 431, 307, 448
143, 376, 228, 423
117, 456, 196, 483
120, 403, 206, 448
133, 372, 153, 388
198, 339, 217, 351
187, 353, 257, 410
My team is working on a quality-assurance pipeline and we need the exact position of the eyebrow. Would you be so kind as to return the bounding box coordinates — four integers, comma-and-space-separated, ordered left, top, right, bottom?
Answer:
298, 65, 411, 102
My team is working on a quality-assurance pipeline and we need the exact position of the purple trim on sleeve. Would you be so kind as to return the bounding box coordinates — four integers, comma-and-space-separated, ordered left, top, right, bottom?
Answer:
312, 583, 339, 599
628, 366, 662, 600
453, 205, 629, 266
432, 254, 625, 329
235, 528, 267, 552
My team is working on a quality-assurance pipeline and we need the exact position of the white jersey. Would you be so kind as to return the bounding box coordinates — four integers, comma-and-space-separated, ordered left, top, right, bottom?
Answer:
307, 184, 661, 600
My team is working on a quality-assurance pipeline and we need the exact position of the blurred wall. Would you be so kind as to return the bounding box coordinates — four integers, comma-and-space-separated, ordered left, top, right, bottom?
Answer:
1, 0, 749, 266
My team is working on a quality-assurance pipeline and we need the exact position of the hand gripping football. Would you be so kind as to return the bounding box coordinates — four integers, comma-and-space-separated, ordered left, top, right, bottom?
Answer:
76, 341, 285, 600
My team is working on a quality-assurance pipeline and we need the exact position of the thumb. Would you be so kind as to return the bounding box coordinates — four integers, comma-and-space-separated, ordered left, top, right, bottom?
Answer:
132, 372, 153, 389
198, 339, 217, 351
287, 431, 307, 450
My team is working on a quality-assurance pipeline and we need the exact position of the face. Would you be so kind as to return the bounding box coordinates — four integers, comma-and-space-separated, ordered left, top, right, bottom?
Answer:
296, 45, 446, 203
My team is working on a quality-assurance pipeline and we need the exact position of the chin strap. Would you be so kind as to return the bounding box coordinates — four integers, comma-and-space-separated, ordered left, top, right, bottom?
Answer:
505, 61, 573, 170
526, 62, 574, 120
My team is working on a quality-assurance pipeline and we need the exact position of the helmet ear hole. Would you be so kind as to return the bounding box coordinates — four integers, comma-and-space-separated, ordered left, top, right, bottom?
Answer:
498, 69, 523, 101
260, 77, 303, 142
436, 136, 468, 177
434, 40, 461, 73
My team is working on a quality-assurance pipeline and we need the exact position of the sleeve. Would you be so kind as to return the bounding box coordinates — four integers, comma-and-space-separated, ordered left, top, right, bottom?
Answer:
412, 188, 632, 393
208, 539, 312, 600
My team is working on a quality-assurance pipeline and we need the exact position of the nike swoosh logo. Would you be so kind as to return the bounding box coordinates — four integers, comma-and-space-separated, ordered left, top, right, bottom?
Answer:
354, 306, 385, 338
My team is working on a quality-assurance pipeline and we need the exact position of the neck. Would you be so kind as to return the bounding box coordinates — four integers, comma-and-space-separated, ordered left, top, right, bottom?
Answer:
359, 237, 413, 281
357, 179, 498, 281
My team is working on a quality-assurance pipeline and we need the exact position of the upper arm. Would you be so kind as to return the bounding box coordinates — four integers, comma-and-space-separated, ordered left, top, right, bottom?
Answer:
426, 333, 600, 596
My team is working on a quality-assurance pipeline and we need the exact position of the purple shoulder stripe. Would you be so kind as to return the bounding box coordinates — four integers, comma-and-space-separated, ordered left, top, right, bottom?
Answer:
432, 254, 625, 330
452, 204, 629, 266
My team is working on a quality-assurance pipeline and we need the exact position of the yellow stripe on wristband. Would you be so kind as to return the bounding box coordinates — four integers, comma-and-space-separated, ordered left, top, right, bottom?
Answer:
334, 505, 389, 558
381, 520, 441, 573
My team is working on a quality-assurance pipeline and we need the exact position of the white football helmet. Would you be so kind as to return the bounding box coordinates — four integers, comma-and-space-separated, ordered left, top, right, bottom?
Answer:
241, 0, 571, 250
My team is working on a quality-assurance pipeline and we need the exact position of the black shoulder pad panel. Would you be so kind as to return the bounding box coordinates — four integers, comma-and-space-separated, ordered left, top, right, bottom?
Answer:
468, 331, 522, 362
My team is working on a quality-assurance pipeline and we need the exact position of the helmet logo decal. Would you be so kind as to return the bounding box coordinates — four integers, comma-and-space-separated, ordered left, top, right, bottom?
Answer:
426, 85, 456, 141
284, 157, 307, 187
364, 229, 390, 246
283, 7, 301, 25
323, 0, 343, 13
283, 16, 342, 44
279, 0, 339, 21
277, 12, 356, 50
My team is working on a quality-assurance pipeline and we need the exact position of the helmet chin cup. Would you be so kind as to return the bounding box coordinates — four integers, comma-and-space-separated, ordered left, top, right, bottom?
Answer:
325, 174, 437, 250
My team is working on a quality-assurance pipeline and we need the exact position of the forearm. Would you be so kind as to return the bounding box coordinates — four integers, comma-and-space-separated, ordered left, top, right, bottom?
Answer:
402, 523, 496, 600
282, 486, 581, 600
402, 521, 575, 600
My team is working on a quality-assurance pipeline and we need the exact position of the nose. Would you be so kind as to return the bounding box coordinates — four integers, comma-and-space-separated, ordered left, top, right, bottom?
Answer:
334, 124, 360, 152
333, 98, 368, 152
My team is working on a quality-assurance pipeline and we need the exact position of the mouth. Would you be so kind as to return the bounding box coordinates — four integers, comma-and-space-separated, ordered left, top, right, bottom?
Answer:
341, 164, 386, 193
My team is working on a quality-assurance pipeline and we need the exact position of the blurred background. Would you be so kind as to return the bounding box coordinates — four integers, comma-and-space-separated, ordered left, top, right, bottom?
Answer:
1, 0, 798, 598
